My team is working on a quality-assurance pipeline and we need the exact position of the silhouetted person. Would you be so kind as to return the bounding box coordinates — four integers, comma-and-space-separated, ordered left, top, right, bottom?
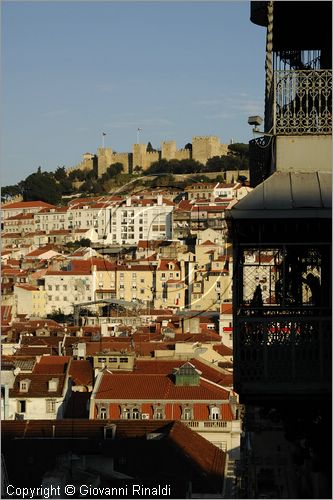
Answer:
250, 284, 263, 308
302, 273, 321, 306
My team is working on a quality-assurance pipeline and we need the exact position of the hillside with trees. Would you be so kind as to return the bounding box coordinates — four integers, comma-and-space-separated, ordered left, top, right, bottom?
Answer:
1, 143, 249, 202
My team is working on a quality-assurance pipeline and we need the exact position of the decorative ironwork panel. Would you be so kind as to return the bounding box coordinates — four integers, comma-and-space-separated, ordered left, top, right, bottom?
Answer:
234, 244, 331, 392
239, 246, 326, 308
249, 136, 273, 187
274, 69, 332, 135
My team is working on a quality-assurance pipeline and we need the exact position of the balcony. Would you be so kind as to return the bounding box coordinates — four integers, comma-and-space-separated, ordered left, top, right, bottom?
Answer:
184, 420, 231, 431
249, 69, 332, 187
272, 69, 332, 135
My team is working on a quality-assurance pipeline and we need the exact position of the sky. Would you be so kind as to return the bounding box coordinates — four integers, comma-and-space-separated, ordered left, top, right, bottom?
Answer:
1, 1, 266, 186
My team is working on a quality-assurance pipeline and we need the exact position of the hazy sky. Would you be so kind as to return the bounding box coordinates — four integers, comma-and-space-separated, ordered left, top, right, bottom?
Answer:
1, 1, 266, 186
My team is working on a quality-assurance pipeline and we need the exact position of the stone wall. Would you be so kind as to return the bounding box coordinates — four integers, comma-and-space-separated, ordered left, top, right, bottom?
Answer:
68, 136, 231, 178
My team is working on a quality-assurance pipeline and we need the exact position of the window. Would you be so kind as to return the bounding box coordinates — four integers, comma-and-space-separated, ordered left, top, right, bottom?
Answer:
108, 357, 117, 363
154, 408, 164, 420
63, 296, 67, 301
132, 408, 140, 419
19, 381, 29, 392
210, 407, 220, 420
119, 357, 128, 363
48, 285, 52, 291
98, 357, 107, 363
46, 399, 56, 413
55, 285, 59, 291
17, 400, 26, 413
182, 407, 192, 420
100, 407, 107, 420
63, 285, 67, 291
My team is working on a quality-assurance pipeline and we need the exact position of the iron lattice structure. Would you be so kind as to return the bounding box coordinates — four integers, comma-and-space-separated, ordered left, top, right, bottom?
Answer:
273, 69, 332, 135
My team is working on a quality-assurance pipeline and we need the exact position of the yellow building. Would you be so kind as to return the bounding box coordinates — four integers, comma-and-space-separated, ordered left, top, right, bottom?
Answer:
14, 284, 47, 317
155, 260, 187, 310
116, 264, 154, 305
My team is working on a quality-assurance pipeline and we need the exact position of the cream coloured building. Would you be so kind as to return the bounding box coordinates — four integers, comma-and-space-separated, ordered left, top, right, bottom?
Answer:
116, 264, 155, 305
14, 284, 47, 318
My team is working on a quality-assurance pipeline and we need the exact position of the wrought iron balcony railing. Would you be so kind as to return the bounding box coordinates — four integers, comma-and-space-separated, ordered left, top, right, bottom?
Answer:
271, 69, 332, 135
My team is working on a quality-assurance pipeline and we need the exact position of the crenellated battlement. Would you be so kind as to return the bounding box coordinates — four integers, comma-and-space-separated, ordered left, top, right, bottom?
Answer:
68, 135, 230, 178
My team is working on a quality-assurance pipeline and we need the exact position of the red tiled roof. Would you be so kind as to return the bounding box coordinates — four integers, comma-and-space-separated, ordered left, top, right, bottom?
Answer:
131, 358, 233, 386
221, 303, 233, 314
1, 305, 12, 325
96, 372, 230, 401
5, 213, 35, 220
26, 245, 59, 257
14, 347, 58, 356
69, 360, 93, 386
3, 201, 56, 210
9, 373, 66, 397
38, 206, 68, 213
213, 344, 233, 356
33, 356, 71, 374
200, 240, 216, 246
157, 260, 181, 272
15, 284, 40, 292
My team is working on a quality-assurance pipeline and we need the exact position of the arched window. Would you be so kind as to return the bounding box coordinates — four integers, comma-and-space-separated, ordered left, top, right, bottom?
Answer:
100, 407, 107, 420
210, 406, 220, 420
183, 407, 192, 420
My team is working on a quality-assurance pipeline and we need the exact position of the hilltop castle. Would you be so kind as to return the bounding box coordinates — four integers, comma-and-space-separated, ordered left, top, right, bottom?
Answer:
68, 136, 229, 177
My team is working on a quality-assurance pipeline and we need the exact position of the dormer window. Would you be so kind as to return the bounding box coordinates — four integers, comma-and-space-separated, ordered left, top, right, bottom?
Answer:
209, 405, 220, 420
181, 405, 193, 421
19, 379, 31, 393
48, 378, 59, 392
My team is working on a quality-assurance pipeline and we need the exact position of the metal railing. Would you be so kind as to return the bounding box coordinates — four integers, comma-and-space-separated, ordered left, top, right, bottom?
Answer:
272, 69, 332, 135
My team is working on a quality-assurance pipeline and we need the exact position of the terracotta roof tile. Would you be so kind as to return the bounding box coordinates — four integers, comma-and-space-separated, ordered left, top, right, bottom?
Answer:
69, 360, 94, 386
96, 372, 230, 401
3, 201, 56, 210
9, 373, 67, 397
33, 356, 71, 374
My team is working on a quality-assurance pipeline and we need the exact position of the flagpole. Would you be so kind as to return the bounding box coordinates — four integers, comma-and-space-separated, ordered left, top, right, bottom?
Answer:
137, 128, 142, 143
102, 132, 106, 148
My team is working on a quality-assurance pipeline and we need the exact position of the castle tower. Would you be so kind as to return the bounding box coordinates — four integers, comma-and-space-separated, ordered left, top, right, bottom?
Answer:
192, 136, 222, 165
161, 141, 177, 161
97, 147, 113, 177
133, 144, 147, 171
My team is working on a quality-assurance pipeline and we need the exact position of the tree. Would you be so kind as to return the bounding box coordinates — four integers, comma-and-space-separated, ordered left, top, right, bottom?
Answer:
146, 142, 157, 153
22, 171, 61, 205
78, 238, 91, 247
54, 166, 68, 181
1, 184, 22, 202
228, 143, 249, 160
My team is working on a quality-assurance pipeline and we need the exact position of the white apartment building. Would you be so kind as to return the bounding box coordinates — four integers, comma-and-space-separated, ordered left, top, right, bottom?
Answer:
105, 195, 174, 245
44, 269, 95, 315
34, 207, 69, 233
67, 202, 110, 238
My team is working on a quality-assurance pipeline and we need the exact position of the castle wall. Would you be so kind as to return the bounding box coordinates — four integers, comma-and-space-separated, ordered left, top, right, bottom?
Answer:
175, 149, 191, 161
67, 136, 230, 179
192, 136, 223, 165
68, 154, 96, 174
111, 152, 131, 174
97, 148, 113, 177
